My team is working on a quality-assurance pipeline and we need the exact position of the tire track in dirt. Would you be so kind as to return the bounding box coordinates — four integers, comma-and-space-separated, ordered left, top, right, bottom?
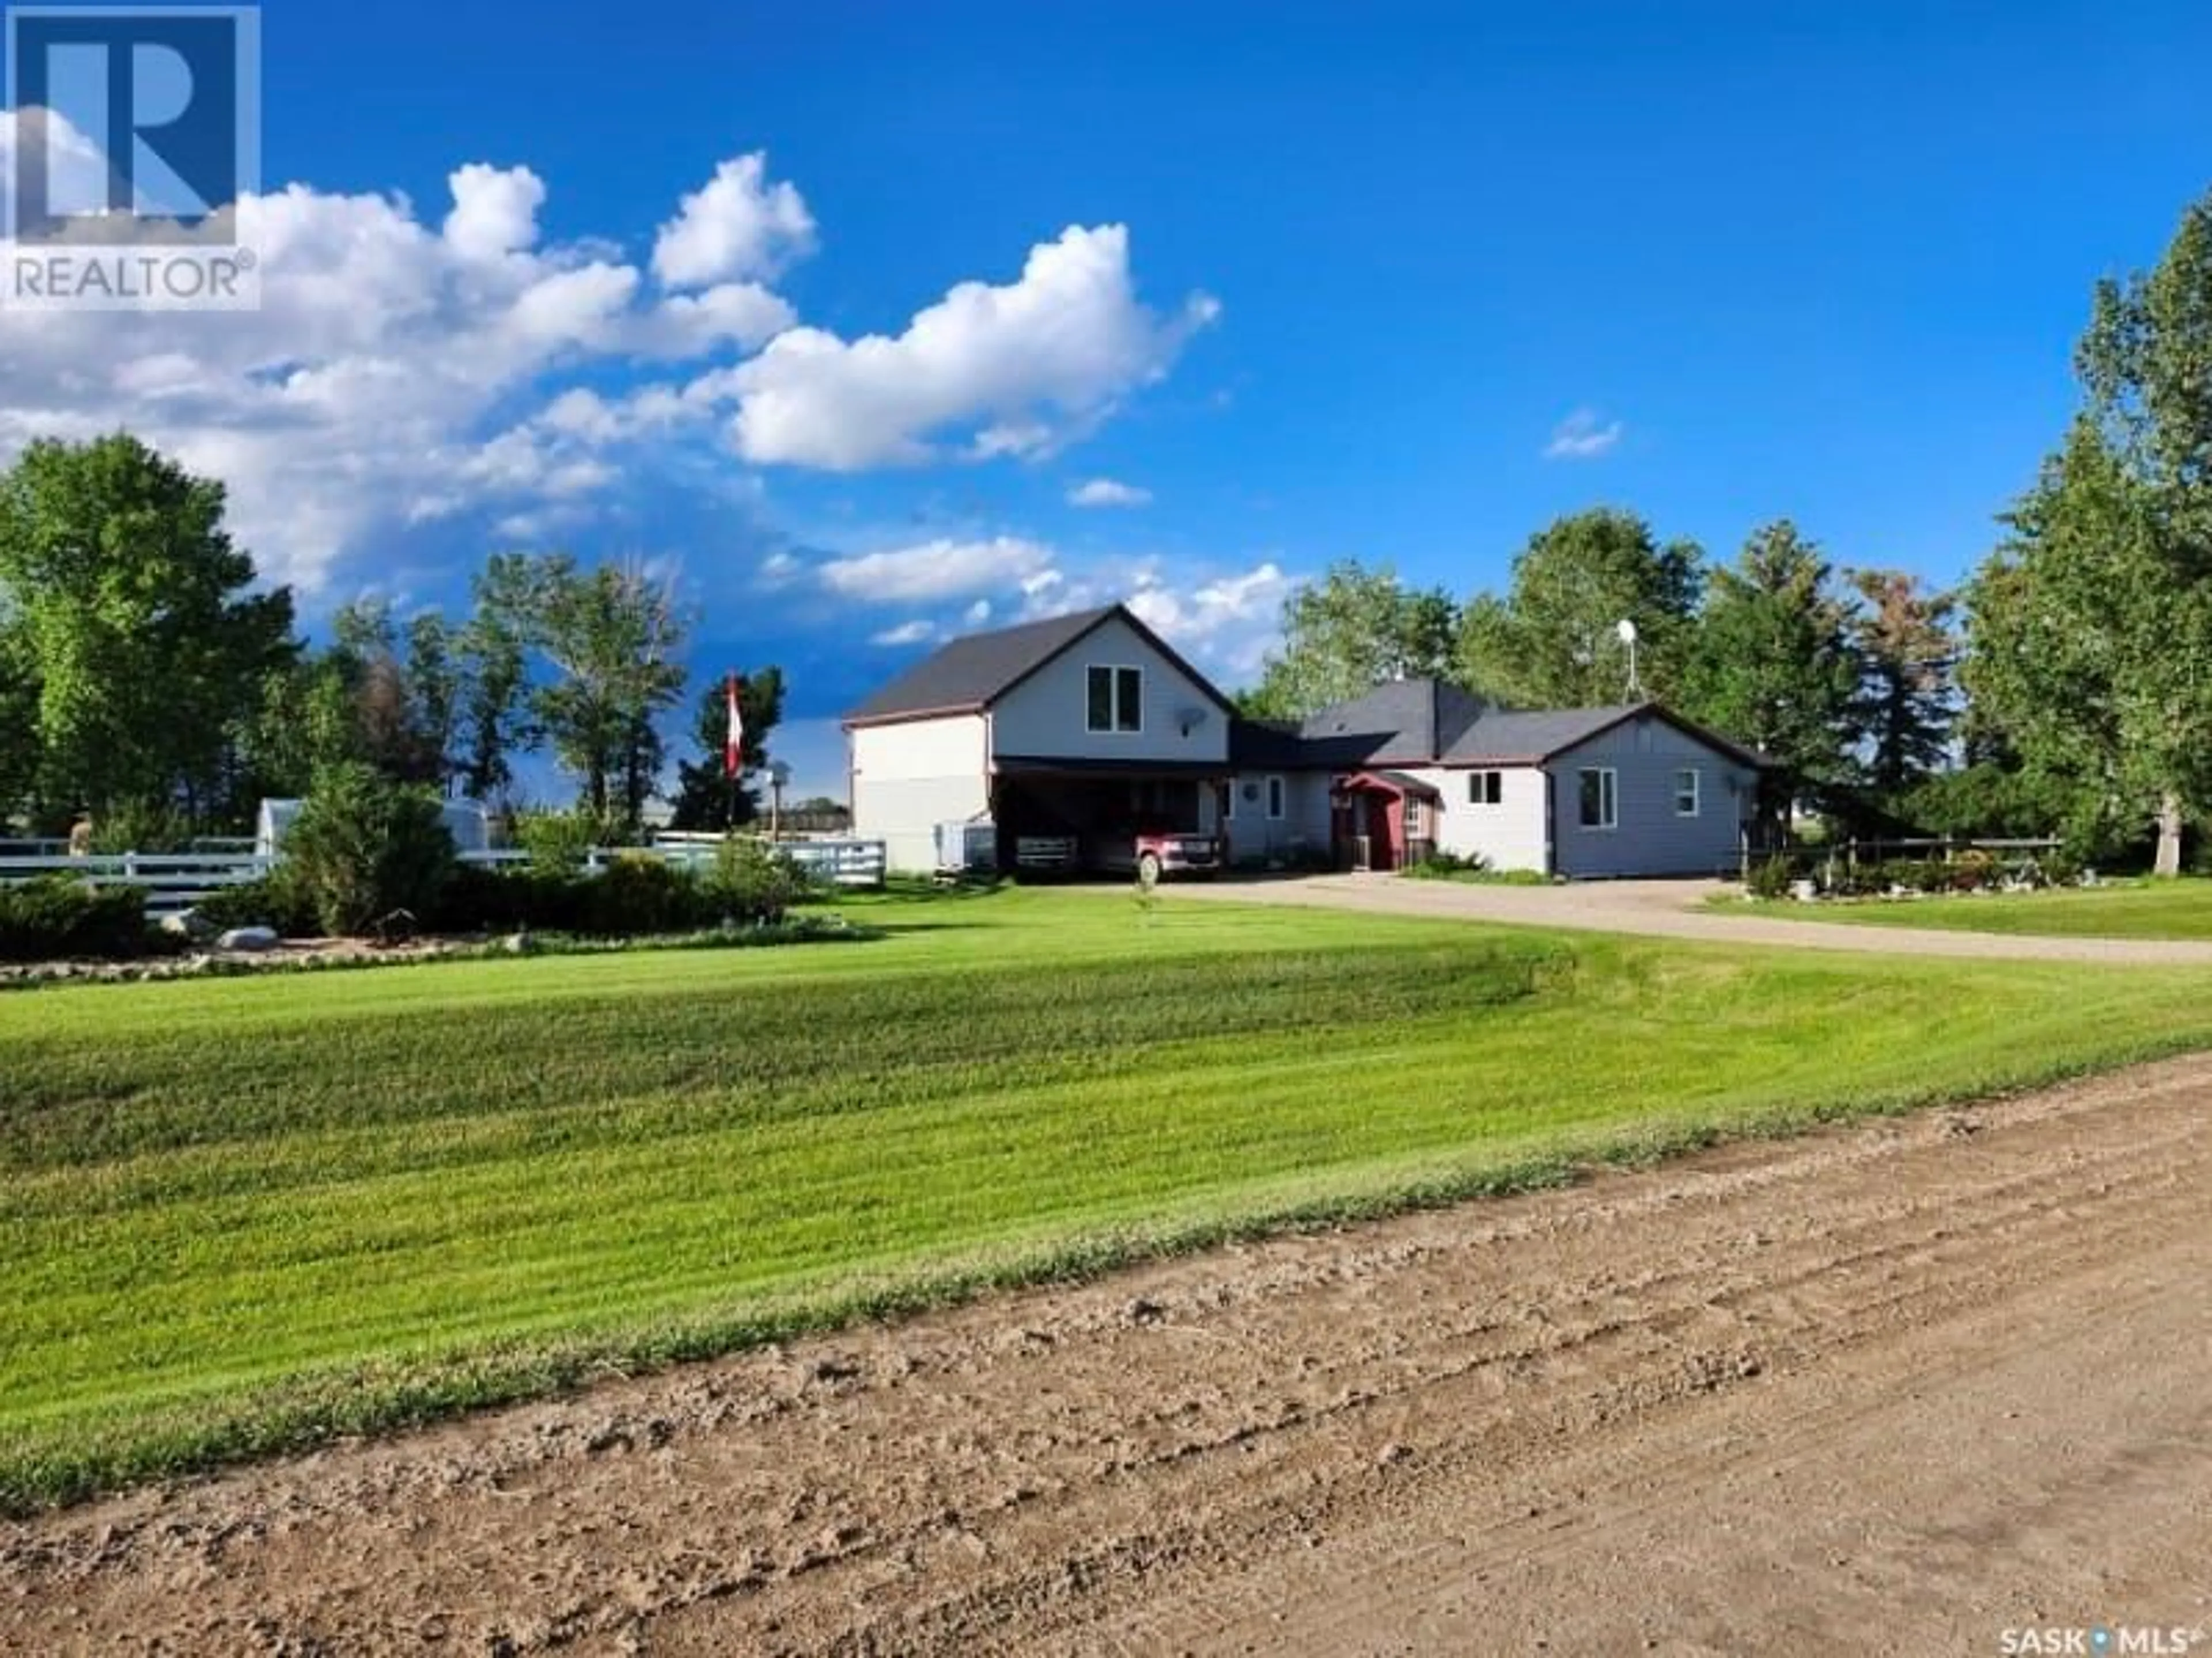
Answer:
5, 1058, 2210, 1655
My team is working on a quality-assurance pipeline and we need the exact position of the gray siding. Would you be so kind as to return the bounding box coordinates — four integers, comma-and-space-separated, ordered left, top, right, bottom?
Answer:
1221, 771, 1331, 863
1546, 715, 1758, 878
989, 613, 1232, 765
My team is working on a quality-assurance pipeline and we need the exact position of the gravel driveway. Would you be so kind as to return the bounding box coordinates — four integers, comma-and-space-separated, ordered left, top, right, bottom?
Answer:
1165, 872, 2212, 964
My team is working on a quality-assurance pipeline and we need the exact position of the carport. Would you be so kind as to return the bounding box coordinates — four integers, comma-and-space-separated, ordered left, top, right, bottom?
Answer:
989, 757, 1229, 873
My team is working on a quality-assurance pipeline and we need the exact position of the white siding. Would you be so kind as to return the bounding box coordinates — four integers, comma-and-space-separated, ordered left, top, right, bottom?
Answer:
849, 714, 988, 873
1548, 715, 1758, 878
1407, 766, 1550, 872
1221, 771, 1331, 863
990, 613, 1231, 765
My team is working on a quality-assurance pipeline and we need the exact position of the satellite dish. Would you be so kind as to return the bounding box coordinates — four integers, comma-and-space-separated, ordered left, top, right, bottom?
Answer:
1177, 705, 1209, 736
1615, 618, 1638, 646
769, 760, 792, 787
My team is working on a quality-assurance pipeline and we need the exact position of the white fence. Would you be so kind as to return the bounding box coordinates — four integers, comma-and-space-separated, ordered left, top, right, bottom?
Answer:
0, 851, 272, 915
0, 835, 887, 916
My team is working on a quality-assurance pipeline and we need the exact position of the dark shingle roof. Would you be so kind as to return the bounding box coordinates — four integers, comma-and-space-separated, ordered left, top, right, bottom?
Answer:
1282, 682, 1773, 770
843, 606, 1119, 724
1440, 705, 1648, 764
1294, 680, 1488, 764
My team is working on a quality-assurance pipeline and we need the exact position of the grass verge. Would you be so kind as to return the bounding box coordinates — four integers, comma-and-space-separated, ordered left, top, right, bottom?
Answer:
1717, 875, 2212, 939
7, 884, 2212, 1511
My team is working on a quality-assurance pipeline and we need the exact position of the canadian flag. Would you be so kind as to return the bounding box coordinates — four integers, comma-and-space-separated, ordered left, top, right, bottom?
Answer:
724, 673, 745, 780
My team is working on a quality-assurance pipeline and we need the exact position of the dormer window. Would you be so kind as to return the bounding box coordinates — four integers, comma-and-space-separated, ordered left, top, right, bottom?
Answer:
1086, 665, 1143, 733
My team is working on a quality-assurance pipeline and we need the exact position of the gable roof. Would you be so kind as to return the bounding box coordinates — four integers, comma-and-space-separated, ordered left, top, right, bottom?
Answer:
843, 604, 1237, 727
1281, 680, 1774, 770
1294, 679, 1489, 764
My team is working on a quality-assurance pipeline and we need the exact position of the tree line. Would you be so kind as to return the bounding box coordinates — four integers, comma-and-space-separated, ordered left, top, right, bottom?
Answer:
0, 434, 783, 844
1245, 186, 2212, 871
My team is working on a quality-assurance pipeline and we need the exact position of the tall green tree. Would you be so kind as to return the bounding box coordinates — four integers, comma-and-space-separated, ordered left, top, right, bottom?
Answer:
1244, 562, 1459, 718
1677, 520, 1859, 797
0, 435, 295, 826
453, 577, 532, 805
1848, 568, 1957, 796
669, 666, 786, 830
1968, 189, 2212, 872
478, 554, 692, 831
1967, 418, 2212, 866
1457, 508, 1703, 707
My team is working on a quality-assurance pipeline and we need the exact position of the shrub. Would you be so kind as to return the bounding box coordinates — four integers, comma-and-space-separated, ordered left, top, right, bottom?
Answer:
194, 874, 318, 937
2039, 849, 2083, 888
513, 808, 603, 874
88, 800, 191, 855
0, 877, 153, 961
282, 764, 458, 937
705, 837, 819, 924
1947, 849, 1998, 893
582, 853, 709, 937
1746, 856, 1796, 901
1404, 849, 1491, 881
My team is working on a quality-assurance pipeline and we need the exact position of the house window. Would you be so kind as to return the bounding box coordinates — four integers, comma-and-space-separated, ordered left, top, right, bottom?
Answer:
1266, 776, 1286, 820
1675, 767, 1701, 817
1469, 770, 1503, 806
1404, 796, 1425, 837
1578, 767, 1618, 830
1086, 665, 1143, 734
1223, 781, 1236, 820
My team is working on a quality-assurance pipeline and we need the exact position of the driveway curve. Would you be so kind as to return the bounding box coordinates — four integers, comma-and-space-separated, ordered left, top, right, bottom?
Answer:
1164, 872, 2212, 965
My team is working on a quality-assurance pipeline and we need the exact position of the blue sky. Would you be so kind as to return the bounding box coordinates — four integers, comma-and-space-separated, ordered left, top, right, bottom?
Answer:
6, 1, 2210, 797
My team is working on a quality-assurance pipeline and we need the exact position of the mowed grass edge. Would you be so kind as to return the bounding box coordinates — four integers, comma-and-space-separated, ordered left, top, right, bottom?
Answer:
1719, 875, 2212, 939
7, 886, 2212, 1512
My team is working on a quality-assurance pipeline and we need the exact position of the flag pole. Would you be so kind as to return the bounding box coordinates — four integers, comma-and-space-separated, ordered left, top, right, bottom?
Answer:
725, 673, 739, 834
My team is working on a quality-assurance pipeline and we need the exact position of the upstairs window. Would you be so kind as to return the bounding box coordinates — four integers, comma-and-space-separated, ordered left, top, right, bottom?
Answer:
1469, 770, 1503, 805
1086, 665, 1143, 733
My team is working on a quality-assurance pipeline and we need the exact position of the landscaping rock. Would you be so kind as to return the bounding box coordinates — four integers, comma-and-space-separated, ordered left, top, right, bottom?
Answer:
158, 908, 219, 944
216, 926, 281, 953
503, 931, 535, 955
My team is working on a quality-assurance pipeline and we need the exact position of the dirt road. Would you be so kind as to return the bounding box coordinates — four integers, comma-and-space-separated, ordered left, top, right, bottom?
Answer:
7, 1058, 2211, 1656
1168, 872, 2212, 963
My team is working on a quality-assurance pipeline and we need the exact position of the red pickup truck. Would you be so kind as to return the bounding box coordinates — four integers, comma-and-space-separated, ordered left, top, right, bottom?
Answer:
1093, 827, 1223, 883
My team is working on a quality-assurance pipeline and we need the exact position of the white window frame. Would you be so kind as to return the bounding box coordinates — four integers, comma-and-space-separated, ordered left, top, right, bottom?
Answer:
1266, 775, 1286, 821
1085, 663, 1144, 735
1577, 767, 1618, 831
1675, 766, 1701, 818
1404, 795, 1426, 837
1469, 769, 1503, 806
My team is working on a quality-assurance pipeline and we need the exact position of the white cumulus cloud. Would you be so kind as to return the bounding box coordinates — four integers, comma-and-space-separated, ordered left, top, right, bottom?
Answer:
819, 535, 1054, 604
1067, 477, 1153, 509
0, 122, 1213, 602
442, 163, 547, 260
869, 619, 936, 647
652, 153, 816, 289
1544, 407, 1623, 461
726, 225, 1218, 469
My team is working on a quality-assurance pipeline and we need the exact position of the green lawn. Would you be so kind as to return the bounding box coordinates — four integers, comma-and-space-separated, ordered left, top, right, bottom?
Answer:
9, 883, 2212, 1511
1724, 876, 2212, 939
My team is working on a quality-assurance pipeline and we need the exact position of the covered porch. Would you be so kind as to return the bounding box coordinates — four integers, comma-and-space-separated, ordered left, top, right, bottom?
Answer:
1331, 770, 1440, 872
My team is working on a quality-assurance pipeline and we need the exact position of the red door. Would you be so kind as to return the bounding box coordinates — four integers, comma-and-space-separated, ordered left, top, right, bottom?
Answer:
1366, 792, 1399, 871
